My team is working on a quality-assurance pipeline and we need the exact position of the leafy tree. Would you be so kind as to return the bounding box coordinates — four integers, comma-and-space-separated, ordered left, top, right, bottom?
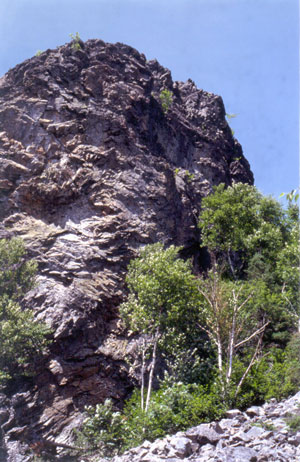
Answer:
0, 238, 51, 385
78, 183, 299, 456
275, 204, 300, 332
120, 243, 200, 411
198, 183, 285, 280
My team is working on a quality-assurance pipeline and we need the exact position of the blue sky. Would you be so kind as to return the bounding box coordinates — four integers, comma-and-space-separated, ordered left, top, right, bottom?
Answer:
0, 0, 298, 201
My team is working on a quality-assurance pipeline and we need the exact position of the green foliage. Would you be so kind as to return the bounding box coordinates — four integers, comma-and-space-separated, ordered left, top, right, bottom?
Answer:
0, 238, 51, 385
162, 345, 214, 386
185, 170, 195, 183
225, 113, 237, 136
251, 420, 276, 431
199, 183, 285, 272
284, 333, 300, 388
198, 184, 299, 400
35, 50, 43, 57
226, 113, 237, 120
0, 237, 37, 300
77, 399, 124, 457
198, 180, 299, 333
120, 243, 201, 411
173, 168, 195, 184
0, 296, 50, 384
122, 382, 225, 447
69, 32, 82, 50
196, 268, 271, 402
280, 188, 299, 204
232, 349, 295, 408
120, 243, 199, 347
275, 210, 299, 330
285, 413, 300, 431
78, 383, 226, 454
159, 89, 173, 114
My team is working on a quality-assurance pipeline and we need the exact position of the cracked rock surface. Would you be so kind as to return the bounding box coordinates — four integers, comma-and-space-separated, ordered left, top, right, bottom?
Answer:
0, 38, 253, 459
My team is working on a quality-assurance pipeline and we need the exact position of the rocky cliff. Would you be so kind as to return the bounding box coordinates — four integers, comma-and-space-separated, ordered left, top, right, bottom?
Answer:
0, 38, 253, 459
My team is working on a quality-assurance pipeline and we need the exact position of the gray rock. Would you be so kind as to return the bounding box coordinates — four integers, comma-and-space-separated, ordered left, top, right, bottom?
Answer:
185, 423, 223, 445
168, 437, 192, 458
150, 439, 168, 455
225, 409, 242, 418
221, 446, 258, 462
245, 425, 265, 438
231, 430, 252, 443
245, 406, 265, 418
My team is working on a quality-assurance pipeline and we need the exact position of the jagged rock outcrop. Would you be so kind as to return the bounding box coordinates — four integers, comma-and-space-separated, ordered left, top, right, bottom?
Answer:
105, 392, 300, 462
0, 38, 253, 458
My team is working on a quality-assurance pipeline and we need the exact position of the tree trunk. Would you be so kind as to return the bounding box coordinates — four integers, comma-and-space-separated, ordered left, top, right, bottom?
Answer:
140, 338, 146, 411
226, 295, 237, 384
145, 331, 159, 413
227, 250, 237, 280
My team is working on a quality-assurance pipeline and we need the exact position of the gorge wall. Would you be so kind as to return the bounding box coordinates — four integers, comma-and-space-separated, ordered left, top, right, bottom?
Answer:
0, 38, 253, 459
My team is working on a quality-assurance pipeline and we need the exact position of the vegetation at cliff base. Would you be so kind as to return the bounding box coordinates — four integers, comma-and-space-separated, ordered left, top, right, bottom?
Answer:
0, 238, 51, 386
78, 183, 300, 456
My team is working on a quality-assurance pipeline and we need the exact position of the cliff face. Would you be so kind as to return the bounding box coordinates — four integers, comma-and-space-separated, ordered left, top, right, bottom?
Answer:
0, 39, 253, 456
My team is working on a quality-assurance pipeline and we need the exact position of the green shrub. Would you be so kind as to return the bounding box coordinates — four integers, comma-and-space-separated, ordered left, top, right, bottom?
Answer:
232, 348, 297, 409
78, 382, 226, 455
0, 238, 51, 386
69, 32, 82, 51
77, 399, 125, 456
185, 170, 195, 183
159, 89, 173, 114
285, 334, 300, 386
0, 296, 51, 384
286, 413, 300, 431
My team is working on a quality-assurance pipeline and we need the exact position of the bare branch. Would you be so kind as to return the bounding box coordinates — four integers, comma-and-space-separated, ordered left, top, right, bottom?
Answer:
198, 287, 214, 309
235, 321, 269, 349
234, 331, 264, 397
236, 291, 254, 313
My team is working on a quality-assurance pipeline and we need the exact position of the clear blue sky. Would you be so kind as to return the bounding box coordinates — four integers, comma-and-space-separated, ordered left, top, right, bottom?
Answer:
0, 0, 298, 201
